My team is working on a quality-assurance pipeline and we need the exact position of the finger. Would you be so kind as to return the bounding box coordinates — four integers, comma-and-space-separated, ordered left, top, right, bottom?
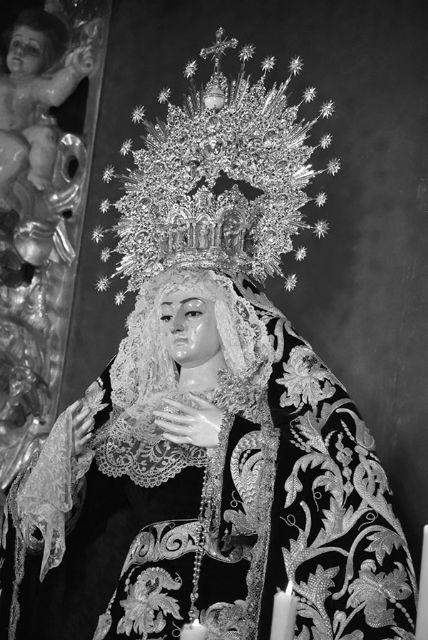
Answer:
162, 398, 197, 416
76, 417, 94, 436
77, 429, 94, 444
72, 398, 88, 414
187, 393, 215, 409
75, 432, 93, 455
69, 399, 82, 414
154, 418, 190, 434
77, 432, 93, 446
153, 410, 192, 425
162, 433, 192, 445
74, 405, 91, 422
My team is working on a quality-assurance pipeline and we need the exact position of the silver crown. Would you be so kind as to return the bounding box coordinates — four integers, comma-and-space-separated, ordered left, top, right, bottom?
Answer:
93, 28, 340, 301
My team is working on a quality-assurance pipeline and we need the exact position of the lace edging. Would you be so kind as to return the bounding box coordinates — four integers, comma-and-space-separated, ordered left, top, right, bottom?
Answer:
15, 380, 105, 579
96, 447, 207, 488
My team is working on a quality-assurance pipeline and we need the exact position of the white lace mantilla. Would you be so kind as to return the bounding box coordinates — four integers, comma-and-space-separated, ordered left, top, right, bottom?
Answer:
94, 269, 274, 489
94, 393, 208, 488
16, 381, 107, 580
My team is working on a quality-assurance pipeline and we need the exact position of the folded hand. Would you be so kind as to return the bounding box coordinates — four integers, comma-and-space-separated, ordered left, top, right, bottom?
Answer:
153, 394, 222, 448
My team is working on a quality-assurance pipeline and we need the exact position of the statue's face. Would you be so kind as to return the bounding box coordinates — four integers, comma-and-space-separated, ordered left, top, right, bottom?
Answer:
160, 286, 222, 368
7, 26, 47, 77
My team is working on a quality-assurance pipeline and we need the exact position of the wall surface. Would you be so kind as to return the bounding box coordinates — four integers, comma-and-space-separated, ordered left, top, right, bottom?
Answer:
61, 0, 428, 574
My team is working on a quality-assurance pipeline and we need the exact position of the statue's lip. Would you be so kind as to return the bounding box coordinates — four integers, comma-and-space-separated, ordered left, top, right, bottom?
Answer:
10, 58, 25, 71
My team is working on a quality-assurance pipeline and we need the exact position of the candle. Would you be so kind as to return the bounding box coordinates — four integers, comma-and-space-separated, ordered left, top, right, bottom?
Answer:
180, 618, 208, 640
416, 525, 428, 640
269, 581, 298, 640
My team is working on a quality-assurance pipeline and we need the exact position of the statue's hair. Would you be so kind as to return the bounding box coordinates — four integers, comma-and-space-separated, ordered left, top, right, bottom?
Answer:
109, 268, 274, 416
8, 9, 70, 70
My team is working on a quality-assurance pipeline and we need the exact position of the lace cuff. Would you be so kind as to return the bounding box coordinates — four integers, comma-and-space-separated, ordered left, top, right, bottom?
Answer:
16, 380, 106, 580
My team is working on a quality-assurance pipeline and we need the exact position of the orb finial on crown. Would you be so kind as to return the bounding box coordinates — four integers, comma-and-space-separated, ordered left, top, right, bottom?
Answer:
200, 27, 238, 110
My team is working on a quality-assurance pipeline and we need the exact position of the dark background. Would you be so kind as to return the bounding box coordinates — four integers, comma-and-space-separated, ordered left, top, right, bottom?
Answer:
55, 0, 428, 576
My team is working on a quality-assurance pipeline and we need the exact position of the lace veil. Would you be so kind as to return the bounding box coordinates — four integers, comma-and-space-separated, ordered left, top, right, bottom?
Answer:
14, 268, 274, 581
112, 269, 272, 410
94, 268, 274, 487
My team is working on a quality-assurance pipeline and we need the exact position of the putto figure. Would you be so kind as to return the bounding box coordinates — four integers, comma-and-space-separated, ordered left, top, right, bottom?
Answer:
0, 28, 417, 640
0, 8, 94, 207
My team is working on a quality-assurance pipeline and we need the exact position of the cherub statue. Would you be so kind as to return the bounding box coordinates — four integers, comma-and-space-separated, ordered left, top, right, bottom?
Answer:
0, 8, 95, 208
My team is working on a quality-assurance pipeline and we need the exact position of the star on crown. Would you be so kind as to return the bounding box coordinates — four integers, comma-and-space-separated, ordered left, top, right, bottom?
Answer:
94, 28, 339, 296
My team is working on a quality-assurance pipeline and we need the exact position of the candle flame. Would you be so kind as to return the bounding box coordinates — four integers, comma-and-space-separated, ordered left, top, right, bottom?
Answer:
286, 580, 293, 596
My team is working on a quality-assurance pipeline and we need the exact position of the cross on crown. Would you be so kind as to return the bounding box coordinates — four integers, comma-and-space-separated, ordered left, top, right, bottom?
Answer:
200, 27, 238, 75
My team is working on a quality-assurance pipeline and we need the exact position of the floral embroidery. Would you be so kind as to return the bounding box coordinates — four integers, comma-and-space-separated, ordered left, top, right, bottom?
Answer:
276, 345, 338, 410
117, 567, 182, 639
295, 565, 340, 639
281, 389, 416, 640
335, 433, 353, 467
8, 284, 417, 640
199, 599, 248, 640
365, 529, 405, 564
224, 431, 264, 537
347, 561, 412, 628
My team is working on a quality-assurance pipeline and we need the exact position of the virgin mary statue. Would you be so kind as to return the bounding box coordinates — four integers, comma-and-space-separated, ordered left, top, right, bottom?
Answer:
0, 29, 417, 640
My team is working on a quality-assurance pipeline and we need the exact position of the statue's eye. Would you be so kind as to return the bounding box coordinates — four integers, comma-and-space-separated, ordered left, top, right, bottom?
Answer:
185, 310, 202, 317
160, 315, 172, 322
26, 45, 41, 57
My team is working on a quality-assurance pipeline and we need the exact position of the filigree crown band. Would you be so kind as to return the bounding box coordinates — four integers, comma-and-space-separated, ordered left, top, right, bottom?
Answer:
158, 185, 258, 273
93, 27, 340, 302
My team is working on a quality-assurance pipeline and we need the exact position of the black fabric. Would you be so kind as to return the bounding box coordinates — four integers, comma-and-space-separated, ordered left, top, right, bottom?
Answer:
0, 292, 418, 640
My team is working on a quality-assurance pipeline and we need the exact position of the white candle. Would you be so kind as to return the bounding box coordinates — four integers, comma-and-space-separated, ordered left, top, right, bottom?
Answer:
269, 581, 298, 640
180, 618, 208, 640
416, 525, 428, 640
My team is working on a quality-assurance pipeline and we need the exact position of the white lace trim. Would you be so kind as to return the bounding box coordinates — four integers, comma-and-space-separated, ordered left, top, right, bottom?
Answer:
97, 269, 274, 488
16, 381, 106, 579
94, 394, 207, 488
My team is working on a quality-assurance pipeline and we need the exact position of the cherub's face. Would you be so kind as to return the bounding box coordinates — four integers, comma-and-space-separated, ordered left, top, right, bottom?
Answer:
160, 286, 222, 368
7, 26, 47, 77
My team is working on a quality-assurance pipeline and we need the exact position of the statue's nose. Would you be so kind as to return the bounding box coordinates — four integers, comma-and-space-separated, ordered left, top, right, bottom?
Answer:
172, 313, 184, 332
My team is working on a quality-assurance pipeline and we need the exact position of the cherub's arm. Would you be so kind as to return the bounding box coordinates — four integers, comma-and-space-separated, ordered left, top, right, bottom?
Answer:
33, 45, 95, 108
